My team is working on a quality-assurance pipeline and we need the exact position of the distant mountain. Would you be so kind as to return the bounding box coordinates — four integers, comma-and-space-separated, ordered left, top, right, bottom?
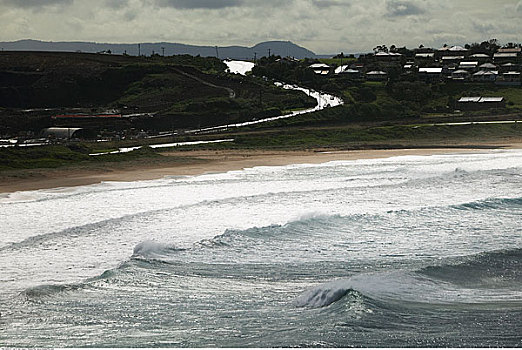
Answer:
0, 39, 317, 59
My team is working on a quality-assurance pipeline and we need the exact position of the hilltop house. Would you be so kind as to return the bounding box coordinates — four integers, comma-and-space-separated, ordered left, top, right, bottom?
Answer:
479, 62, 497, 70
497, 47, 521, 55
309, 63, 331, 75
437, 45, 468, 59
366, 70, 388, 81
451, 69, 470, 80
469, 53, 490, 62
415, 52, 434, 60
374, 51, 402, 61
441, 55, 465, 64
494, 52, 518, 63
418, 67, 442, 82
458, 61, 479, 71
334, 65, 361, 78
501, 71, 521, 83
500, 63, 519, 72
472, 70, 498, 82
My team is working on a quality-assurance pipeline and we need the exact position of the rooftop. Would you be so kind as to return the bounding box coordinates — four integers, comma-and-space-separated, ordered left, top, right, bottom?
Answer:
479, 63, 497, 69
419, 67, 442, 73
309, 63, 330, 69
470, 53, 490, 58
494, 53, 518, 58
458, 97, 504, 103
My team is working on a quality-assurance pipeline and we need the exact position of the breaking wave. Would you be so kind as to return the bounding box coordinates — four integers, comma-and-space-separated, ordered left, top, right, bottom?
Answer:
295, 248, 522, 309
451, 197, 522, 211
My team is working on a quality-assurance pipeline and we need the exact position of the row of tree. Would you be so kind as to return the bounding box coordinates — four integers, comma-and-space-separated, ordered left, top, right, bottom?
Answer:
371, 39, 520, 55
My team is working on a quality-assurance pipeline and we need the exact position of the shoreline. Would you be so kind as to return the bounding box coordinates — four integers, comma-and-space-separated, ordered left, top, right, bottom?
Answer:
1, 144, 521, 194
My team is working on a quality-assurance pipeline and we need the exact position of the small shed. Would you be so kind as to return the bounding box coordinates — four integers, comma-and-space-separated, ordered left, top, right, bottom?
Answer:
457, 97, 505, 110
366, 71, 388, 81
472, 70, 498, 82
451, 69, 470, 80
42, 127, 86, 140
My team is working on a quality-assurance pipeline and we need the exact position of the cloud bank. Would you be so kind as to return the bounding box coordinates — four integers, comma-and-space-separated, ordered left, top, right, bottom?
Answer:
0, 0, 520, 53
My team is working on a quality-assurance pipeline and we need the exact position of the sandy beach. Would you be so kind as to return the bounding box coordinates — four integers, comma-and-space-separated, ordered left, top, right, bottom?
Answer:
2, 143, 521, 194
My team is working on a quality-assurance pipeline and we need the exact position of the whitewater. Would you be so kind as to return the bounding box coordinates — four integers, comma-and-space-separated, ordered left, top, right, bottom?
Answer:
0, 149, 521, 347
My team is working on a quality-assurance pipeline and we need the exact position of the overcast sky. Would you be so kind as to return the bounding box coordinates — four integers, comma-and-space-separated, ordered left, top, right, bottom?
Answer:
1, 0, 521, 53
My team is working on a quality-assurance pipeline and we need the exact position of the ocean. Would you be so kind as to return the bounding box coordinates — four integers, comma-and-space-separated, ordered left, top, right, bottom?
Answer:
0, 150, 521, 347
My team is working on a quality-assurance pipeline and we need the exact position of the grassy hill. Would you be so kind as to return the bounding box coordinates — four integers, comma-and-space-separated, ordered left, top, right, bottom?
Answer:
0, 51, 315, 134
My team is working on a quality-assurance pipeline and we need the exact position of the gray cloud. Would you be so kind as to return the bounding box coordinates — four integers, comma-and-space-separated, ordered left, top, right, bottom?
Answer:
0, 0, 520, 54
0, 0, 73, 8
386, 0, 425, 16
153, 0, 243, 9
104, 0, 129, 9
312, 0, 351, 8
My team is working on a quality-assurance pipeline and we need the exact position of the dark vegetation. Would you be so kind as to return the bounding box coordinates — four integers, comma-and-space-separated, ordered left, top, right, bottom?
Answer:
252, 53, 522, 131
0, 51, 315, 135
0, 144, 162, 170
2, 122, 521, 171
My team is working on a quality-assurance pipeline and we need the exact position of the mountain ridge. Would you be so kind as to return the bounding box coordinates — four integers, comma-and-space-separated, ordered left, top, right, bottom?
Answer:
0, 39, 317, 59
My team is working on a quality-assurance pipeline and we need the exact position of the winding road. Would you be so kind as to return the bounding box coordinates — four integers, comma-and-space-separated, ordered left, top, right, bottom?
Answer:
186, 60, 344, 134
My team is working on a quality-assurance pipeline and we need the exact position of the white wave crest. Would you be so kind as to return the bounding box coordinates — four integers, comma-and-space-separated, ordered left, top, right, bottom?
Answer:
132, 240, 174, 258
295, 280, 353, 308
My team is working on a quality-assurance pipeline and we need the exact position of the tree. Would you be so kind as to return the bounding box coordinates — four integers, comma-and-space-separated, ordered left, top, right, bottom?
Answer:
373, 45, 388, 53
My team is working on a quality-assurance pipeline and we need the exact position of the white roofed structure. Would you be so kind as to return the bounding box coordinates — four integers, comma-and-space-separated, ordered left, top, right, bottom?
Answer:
459, 61, 478, 68
309, 63, 331, 75
479, 63, 497, 69
334, 65, 360, 75
42, 127, 84, 139
418, 67, 443, 73
415, 53, 434, 59
470, 53, 490, 58
457, 96, 506, 109
494, 52, 518, 60
309, 63, 330, 69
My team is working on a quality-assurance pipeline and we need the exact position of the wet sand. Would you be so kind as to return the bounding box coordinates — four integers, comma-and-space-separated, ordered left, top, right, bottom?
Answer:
1, 144, 520, 194
0, 144, 522, 193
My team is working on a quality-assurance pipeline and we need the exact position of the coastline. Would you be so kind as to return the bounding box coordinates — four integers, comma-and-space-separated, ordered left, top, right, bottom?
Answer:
1, 143, 521, 194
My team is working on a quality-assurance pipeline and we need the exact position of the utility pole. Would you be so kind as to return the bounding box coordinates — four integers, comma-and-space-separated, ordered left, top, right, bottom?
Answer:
161, 47, 165, 56
138, 43, 141, 56
268, 48, 271, 57
215, 45, 219, 59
